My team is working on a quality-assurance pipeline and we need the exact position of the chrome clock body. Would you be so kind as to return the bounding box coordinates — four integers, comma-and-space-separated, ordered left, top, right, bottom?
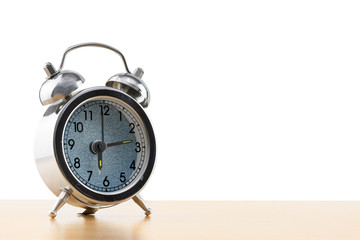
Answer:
34, 43, 156, 218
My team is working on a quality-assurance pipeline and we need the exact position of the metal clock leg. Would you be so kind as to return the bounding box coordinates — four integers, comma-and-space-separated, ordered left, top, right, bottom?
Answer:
132, 194, 152, 216
82, 207, 99, 215
48, 188, 71, 218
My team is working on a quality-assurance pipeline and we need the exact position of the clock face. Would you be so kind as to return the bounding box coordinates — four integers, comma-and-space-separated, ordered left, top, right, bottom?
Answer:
62, 96, 149, 194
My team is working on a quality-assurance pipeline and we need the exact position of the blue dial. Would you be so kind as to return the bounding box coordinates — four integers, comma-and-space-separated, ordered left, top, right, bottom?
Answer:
63, 97, 147, 193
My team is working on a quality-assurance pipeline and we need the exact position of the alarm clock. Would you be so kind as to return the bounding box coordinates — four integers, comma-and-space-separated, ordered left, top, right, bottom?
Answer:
34, 43, 156, 218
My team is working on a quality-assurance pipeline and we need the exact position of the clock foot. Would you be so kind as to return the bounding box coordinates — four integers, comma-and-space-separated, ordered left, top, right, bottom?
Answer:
132, 194, 152, 216
81, 207, 99, 215
48, 188, 71, 218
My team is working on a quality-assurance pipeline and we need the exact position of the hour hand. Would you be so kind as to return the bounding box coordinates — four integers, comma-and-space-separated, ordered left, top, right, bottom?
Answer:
90, 141, 106, 172
98, 151, 102, 171
107, 140, 132, 147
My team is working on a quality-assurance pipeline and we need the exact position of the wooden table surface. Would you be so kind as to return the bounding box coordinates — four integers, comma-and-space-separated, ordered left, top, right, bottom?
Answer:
0, 201, 359, 240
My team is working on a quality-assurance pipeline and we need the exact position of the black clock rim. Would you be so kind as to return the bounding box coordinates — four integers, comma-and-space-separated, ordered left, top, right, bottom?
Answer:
53, 87, 156, 202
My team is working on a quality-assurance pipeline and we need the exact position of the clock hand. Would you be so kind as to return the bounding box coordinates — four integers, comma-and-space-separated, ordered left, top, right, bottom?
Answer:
99, 112, 105, 174
101, 111, 104, 142
107, 140, 132, 147
90, 141, 107, 172
98, 151, 102, 172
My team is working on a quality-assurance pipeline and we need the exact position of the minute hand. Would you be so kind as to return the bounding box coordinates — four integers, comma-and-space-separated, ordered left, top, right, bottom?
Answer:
107, 140, 133, 147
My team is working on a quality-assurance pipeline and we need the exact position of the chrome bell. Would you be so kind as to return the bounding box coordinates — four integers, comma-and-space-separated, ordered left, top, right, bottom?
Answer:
39, 62, 85, 105
106, 68, 150, 108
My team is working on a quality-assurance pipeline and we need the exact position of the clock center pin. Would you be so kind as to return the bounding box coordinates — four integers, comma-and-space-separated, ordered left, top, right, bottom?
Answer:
90, 140, 107, 153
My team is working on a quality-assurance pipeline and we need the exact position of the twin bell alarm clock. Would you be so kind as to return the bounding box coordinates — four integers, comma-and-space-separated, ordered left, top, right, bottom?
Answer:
34, 43, 156, 218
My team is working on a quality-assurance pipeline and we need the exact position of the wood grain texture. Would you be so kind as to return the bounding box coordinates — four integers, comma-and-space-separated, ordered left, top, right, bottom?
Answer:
0, 201, 359, 240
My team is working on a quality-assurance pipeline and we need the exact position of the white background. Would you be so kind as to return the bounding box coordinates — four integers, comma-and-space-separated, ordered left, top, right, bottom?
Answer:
0, 0, 359, 200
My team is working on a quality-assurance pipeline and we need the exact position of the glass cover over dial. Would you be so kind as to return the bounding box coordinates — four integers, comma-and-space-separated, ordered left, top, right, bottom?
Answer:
62, 96, 147, 194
